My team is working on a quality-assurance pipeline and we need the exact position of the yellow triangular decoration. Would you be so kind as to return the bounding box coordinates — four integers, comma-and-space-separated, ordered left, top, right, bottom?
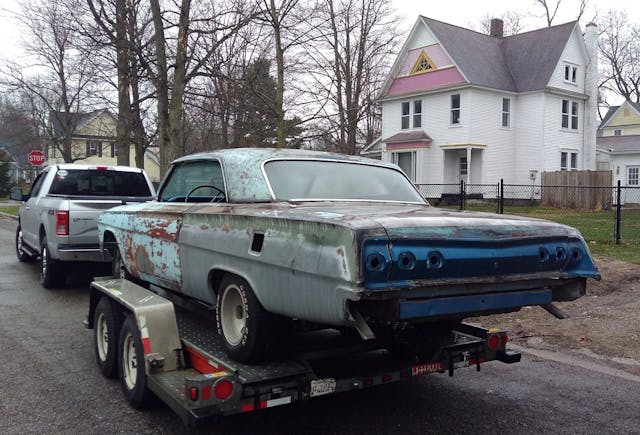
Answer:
410, 50, 437, 75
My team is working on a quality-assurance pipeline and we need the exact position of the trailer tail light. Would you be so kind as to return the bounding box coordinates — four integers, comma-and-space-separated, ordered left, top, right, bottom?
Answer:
189, 387, 199, 401
214, 379, 234, 400
487, 334, 500, 350
55, 211, 69, 236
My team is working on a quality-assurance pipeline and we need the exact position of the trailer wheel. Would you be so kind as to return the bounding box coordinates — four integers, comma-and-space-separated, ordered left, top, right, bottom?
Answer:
118, 315, 150, 408
216, 275, 274, 363
16, 225, 36, 262
94, 297, 122, 378
40, 237, 64, 289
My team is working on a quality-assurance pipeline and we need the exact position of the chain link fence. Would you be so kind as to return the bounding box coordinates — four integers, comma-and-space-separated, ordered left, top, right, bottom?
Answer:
416, 181, 640, 245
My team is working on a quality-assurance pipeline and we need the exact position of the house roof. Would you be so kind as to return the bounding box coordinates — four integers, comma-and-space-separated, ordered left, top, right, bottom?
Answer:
0, 147, 15, 163
49, 109, 114, 139
596, 135, 640, 153
420, 17, 578, 93
382, 131, 432, 143
598, 101, 640, 130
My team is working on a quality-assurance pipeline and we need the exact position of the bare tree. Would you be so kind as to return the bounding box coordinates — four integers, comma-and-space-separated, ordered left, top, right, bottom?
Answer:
309, 0, 400, 155
1, 0, 102, 162
534, 0, 589, 26
598, 10, 640, 103
476, 11, 526, 36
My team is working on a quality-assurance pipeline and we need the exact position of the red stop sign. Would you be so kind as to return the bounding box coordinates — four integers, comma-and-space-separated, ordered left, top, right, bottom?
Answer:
28, 150, 46, 166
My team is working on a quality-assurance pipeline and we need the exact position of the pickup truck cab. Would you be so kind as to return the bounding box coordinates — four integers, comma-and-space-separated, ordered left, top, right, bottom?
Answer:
12, 164, 155, 288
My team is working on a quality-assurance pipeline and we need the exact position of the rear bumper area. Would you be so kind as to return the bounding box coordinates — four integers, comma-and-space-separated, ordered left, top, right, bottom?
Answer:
57, 244, 112, 262
398, 289, 552, 320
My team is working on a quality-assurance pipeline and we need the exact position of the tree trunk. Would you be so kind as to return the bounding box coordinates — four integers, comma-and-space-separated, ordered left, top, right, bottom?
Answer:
150, 0, 171, 175
115, 0, 131, 166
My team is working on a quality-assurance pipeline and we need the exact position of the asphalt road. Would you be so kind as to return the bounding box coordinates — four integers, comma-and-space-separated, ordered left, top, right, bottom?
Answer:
0, 215, 638, 434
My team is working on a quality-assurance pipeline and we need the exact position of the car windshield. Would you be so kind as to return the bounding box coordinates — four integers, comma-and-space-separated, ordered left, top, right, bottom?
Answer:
263, 160, 426, 203
49, 169, 152, 197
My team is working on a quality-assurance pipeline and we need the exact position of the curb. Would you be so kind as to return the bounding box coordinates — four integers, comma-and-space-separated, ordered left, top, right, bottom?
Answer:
0, 212, 18, 221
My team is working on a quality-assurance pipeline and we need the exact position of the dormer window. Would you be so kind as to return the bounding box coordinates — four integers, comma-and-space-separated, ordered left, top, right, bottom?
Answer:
410, 51, 437, 75
564, 63, 578, 84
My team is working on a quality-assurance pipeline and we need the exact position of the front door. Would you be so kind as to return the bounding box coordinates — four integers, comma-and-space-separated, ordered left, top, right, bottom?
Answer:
458, 156, 468, 184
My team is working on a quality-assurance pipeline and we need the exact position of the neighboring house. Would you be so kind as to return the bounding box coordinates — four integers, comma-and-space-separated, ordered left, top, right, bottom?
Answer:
0, 146, 18, 182
47, 109, 161, 183
596, 101, 640, 191
363, 17, 599, 188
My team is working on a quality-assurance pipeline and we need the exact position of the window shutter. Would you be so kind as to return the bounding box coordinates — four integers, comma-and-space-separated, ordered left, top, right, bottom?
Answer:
86, 141, 90, 157
98, 142, 103, 157
111, 142, 115, 158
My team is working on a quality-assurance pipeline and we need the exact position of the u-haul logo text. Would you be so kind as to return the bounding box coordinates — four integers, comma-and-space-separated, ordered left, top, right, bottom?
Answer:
411, 362, 443, 377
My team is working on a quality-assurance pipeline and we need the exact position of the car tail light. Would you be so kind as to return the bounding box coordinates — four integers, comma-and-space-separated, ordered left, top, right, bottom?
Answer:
214, 379, 234, 400
189, 386, 198, 401
55, 211, 69, 236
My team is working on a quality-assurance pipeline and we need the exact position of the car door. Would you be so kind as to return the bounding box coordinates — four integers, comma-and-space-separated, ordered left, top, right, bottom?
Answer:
20, 169, 49, 250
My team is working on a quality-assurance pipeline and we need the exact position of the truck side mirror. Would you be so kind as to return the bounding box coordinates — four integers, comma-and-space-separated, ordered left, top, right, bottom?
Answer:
9, 186, 27, 202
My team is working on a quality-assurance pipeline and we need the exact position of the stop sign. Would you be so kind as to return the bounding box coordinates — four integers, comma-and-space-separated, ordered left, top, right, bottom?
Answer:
28, 150, 46, 166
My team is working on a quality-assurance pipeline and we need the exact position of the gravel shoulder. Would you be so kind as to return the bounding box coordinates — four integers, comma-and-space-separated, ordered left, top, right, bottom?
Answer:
475, 257, 640, 376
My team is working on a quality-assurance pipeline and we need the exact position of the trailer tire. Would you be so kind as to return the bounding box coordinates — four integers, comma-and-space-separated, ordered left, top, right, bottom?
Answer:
16, 225, 36, 263
94, 297, 122, 378
40, 237, 64, 289
118, 315, 150, 408
216, 275, 274, 363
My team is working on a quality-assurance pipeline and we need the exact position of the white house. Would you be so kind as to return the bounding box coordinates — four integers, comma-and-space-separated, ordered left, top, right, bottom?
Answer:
363, 17, 599, 189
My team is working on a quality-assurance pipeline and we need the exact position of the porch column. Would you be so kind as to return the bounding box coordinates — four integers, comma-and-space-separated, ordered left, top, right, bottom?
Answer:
466, 147, 472, 185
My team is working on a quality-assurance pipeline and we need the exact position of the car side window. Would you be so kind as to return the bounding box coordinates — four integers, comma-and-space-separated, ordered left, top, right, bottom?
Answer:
28, 170, 48, 199
159, 160, 226, 202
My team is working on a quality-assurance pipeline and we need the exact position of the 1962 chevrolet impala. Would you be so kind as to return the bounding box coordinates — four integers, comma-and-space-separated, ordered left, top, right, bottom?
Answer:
98, 148, 600, 362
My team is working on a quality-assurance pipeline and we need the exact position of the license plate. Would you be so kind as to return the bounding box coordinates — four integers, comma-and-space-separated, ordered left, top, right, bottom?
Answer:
310, 378, 336, 397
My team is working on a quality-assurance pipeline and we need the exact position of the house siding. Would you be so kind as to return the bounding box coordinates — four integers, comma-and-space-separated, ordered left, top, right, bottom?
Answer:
548, 26, 586, 91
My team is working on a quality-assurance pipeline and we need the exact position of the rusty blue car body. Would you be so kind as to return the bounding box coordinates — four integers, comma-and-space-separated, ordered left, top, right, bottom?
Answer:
98, 148, 599, 332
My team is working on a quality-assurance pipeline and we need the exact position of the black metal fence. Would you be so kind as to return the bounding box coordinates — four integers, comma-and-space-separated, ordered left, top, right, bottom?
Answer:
416, 180, 640, 245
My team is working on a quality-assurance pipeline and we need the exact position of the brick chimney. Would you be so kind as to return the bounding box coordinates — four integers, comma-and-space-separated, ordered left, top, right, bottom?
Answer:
490, 18, 504, 38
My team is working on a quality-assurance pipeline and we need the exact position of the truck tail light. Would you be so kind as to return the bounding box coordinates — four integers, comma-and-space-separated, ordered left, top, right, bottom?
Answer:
55, 211, 69, 236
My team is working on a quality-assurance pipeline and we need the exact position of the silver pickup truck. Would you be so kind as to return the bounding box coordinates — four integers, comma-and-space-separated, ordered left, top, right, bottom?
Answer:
12, 164, 155, 288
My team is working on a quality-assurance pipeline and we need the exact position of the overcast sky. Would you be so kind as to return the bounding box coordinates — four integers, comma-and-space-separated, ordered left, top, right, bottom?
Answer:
391, 0, 640, 31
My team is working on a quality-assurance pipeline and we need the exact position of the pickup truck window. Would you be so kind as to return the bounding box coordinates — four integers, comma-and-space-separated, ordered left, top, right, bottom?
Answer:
49, 169, 152, 197
28, 170, 48, 198
264, 160, 426, 203
160, 160, 226, 202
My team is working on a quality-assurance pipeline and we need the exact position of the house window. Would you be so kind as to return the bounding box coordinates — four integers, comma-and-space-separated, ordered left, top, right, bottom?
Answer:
86, 140, 102, 157
450, 94, 460, 125
410, 51, 436, 75
413, 100, 422, 128
392, 151, 416, 182
629, 167, 639, 186
401, 100, 422, 129
561, 151, 578, 171
564, 64, 578, 84
561, 100, 578, 130
501, 98, 511, 127
614, 129, 623, 136
459, 156, 468, 176
401, 102, 410, 129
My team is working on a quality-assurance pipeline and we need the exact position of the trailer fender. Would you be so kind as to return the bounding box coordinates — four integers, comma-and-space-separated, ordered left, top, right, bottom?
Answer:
89, 277, 183, 373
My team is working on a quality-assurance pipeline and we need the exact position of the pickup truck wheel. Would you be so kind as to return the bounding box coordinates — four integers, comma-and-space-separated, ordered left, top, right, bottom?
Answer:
94, 297, 122, 378
118, 315, 150, 408
216, 276, 273, 363
40, 238, 64, 289
16, 225, 36, 262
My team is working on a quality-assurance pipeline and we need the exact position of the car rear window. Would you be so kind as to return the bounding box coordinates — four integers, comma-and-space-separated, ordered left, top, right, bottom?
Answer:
49, 169, 152, 197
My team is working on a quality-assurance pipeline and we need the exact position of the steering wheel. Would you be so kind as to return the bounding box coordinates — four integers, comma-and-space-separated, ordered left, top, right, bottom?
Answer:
185, 185, 226, 202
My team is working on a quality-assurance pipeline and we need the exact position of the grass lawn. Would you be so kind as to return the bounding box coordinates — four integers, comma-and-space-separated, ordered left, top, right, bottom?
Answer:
0, 205, 20, 216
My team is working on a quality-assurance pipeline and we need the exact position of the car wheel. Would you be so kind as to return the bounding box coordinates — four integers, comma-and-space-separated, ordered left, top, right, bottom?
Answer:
111, 247, 131, 280
94, 297, 123, 378
216, 275, 274, 363
118, 315, 150, 408
40, 237, 64, 289
16, 225, 36, 262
